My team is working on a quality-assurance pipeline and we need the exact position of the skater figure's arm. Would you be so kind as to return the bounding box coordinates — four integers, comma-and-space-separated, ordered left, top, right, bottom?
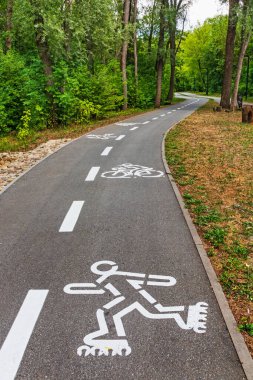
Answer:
64, 282, 105, 295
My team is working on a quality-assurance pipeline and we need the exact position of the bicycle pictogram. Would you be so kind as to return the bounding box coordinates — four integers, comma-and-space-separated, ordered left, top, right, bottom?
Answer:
64, 261, 209, 357
101, 163, 164, 179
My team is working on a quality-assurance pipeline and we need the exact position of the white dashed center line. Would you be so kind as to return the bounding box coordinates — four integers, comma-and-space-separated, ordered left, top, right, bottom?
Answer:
152, 117, 158, 120
85, 167, 100, 182
101, 146, 113, 156
130, 127, 139, 131
161, 114, 165, 117
59, 201, 85, 232
142, 121, 150, 125
115, 135, 125, 141
0, 290, 49, 380
167, 112, 172, 114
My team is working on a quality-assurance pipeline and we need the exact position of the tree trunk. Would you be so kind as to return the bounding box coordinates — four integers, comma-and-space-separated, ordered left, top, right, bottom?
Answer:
33, 14, 53, 85
155, 0, 166, 108
231, 0, 252, 109
121, 0, 131, 110
63, 0, 73, 59
133, 0, 138, 105
6, 0, 14, 51
155, 60, 163, 108
231, 33, 251, 109
220, 0, 239, 109
148, 0, 156, 54
168, 33, 176, 103
30, 1, 56, 124
167, 2, 187, 103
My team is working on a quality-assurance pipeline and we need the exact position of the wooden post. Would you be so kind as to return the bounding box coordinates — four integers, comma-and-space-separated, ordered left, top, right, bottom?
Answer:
242, 105, 253, 123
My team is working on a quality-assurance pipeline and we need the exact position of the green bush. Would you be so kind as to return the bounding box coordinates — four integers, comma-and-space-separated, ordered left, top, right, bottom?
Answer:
204, 227, 227, 248
52, 60, 124, 125
0, 50, 48, 134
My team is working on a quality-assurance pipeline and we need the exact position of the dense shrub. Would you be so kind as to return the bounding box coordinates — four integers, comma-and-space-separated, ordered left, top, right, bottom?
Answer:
52, 60, 124, 125
0, 50, 48, 135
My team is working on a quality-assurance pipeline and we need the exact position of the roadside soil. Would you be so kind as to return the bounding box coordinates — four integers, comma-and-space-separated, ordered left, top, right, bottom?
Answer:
165, 101, 253, 356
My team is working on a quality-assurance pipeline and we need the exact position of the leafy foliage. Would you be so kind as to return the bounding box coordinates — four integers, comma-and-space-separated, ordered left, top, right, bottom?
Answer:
0, 50, 47, 134
0, 1, 252, 134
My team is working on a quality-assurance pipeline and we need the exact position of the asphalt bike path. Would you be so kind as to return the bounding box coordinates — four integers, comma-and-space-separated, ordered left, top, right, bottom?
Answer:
0, 98, 247, 379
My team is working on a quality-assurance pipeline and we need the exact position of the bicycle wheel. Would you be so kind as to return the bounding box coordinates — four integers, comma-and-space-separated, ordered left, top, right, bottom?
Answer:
101, 170, 131, 178
136, 169, 164, 178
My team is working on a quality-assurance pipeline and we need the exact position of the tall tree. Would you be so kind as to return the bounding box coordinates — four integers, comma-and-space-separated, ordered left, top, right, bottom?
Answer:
155, 0, 166, 108
62, 0, 73, 60
231, 0, 253, 109
6, 0, 14, 51
122, 0, 131, 110
179, 16, 227, 94
29, 0, 55, 123
132, 0, 138, 105
148, 0, 157, 53
167, 0, 190, 103
220, 0, 239, 109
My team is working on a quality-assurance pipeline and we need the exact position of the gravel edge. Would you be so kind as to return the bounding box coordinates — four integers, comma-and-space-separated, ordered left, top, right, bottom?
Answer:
0, 138, 77, 196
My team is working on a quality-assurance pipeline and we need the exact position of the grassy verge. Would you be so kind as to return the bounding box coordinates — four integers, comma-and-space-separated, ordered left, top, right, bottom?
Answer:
0, 98, 183, 152
165, 101, 253, 355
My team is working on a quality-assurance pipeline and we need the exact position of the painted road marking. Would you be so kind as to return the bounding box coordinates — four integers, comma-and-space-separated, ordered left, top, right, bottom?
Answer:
115, 135, 125, 141
85, 167, 100, 182
101, 163, 164, 179
86, 133, 117, 140
172, 110, 176, 112
142, 121, 150, 125
177, 108, 181, 110
152, 117, 158, 120
139, 289, 156, 304
115, 122, 139, 126
167, 111, 172, 114
64, 260, 208, 357
161, 114, 165, 117
0, 290, 49, 380
101, 147, 113, 156
59, 201, 85, 232
130, 127, 139, 131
